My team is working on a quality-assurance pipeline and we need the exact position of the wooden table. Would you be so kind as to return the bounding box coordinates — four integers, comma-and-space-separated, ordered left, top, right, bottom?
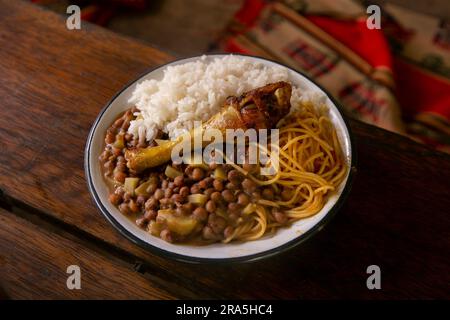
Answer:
0, 0, 449, 300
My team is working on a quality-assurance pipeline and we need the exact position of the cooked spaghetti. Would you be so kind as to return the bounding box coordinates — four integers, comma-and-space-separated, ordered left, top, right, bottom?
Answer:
222, 101, 347, 243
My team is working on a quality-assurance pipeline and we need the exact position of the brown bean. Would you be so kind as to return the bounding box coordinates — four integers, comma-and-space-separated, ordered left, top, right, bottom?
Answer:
145, 197, 158, 210
136, 217, 148, 228
228, 213, 239, 221
124, 132, 133, 142
113, 117, 125, 128
225, 182, 236, 190
272, 209, 288, 224
136, 195, 147, 206
109, 193, 122, 206
128, 199, 140, 213
192, 207, 208, 221
251, 190, 261, 200
221, 189, 235, 203
190, 184, 201, 194
171, 193, 184, 203
192, 167, 205, 181
105, 131, 115, 144
227, 169, 241, 183
202, 226, 217, 240
204, 188, 215, 199
211, 191, 222, 203
164, 188, 173, 199
121, 118, 131, 131
237, 193, 250, 206
213, 179, 224, 191
231, 179, 242, 189
119, 203, 131, 215
224, 226, 235, 239
198, 179, 208, 189
159, 198, 171, 206
144, 209, 157, 220
281, 189, 292, 201
200, 177, 214, 189
123, 192, 132, 202
116, 162, 127, 173
114, 170, 126, 183
262, 188, 274, 200
112, 147, 122, 157
205, 200, 216, 213
154, 189, 164, 200
179, 186, 190, 197
209, 214, 227, 234
228, 202, 241, 213
242, 178, 257, 192
173, 175, 184, 187
161, 180, 169, 189
184, 166, 194, 176
160, 229, 174, 243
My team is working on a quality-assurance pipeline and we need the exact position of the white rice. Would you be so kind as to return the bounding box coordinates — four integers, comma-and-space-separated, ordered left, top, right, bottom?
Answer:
127, 55, 304, 141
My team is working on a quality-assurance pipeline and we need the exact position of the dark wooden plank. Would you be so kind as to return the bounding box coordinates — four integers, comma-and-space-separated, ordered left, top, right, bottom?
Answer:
0, 0, 173, 260
0, 207, 177, 299
0, 0, 449, 299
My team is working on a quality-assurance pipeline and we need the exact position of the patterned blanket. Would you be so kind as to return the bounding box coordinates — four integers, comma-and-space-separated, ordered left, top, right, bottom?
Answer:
220, 0, 450, 153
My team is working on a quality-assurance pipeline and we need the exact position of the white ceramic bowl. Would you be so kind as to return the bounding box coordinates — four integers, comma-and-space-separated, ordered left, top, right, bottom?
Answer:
85, 54, 356, 263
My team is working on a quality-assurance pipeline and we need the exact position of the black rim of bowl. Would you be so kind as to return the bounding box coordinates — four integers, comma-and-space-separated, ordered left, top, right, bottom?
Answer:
84, 53, 357, 264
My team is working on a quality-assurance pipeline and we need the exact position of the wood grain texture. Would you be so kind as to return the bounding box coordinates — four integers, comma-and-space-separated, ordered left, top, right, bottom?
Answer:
0, 207, 176, 299
0, 0, 449, 299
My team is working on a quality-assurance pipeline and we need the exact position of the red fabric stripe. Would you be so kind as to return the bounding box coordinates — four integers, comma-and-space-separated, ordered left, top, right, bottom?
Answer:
234, 0, 267, 27
393, 58, 450, 120
307, 16, 392, 69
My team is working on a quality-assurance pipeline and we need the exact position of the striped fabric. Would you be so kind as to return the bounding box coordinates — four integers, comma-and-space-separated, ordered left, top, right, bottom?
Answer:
220, 0, 450, 153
